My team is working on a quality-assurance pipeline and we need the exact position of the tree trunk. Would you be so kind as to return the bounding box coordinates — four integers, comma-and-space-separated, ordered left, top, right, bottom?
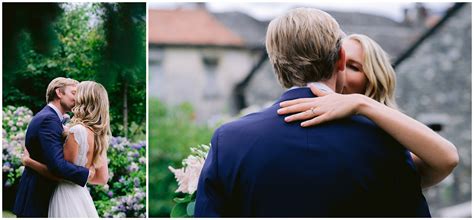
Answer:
123, 79, 129, 138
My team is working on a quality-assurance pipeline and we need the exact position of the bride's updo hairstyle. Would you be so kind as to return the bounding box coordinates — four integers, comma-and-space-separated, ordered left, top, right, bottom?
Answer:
70, 81, 111, 168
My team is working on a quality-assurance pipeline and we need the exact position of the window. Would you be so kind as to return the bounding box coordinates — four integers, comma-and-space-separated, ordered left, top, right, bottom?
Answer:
201, 51, 220, 99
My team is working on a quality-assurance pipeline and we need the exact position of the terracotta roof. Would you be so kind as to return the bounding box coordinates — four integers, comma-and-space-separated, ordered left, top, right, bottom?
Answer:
149, 9, 244, 46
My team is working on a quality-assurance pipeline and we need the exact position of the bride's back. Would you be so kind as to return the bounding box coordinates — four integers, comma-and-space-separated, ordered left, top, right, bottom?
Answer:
64, 124, 94, 168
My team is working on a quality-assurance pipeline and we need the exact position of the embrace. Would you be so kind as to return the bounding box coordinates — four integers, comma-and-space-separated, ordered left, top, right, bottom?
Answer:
13, 77, 111, 217
195, 8, 459, 217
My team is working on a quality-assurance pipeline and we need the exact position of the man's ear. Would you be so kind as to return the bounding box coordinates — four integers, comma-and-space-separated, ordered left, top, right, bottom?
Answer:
55, 88, 63, 99
336, 47, 346, 73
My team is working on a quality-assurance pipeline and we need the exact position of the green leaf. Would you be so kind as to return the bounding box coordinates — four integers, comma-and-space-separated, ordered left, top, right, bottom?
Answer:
186, 201, 195, 217
173, 195, 192, 204
170, 203, 188, 218
27, 64, 36, 71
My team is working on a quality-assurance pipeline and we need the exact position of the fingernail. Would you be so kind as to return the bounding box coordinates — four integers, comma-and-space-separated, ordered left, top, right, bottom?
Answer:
277, 109, 282, 114
284, 117, 290, 122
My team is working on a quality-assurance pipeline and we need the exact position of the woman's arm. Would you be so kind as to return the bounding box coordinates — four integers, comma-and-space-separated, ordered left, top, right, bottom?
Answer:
356, 94, 458, 188
22, 148, 61, 181
278, 84, 459, 188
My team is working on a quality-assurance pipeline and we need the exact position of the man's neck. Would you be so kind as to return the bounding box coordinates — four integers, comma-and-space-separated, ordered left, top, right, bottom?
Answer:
319, 78, 337, 92
48, 101, 66, 115
289, 80, 336, 93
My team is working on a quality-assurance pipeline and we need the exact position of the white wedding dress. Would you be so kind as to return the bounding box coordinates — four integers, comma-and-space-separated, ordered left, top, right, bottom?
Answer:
48, 124, 99, 218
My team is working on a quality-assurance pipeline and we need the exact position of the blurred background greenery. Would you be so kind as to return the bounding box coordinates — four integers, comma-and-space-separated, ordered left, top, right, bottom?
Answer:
148, 99, 215, 217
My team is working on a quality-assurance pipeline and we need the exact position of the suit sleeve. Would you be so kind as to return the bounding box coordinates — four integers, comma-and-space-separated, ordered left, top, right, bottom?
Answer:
38, 115, 89, 187
195, 129, 226, 217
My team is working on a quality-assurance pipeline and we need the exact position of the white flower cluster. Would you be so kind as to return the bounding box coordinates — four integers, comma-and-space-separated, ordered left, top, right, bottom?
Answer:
3, 106, 32, 137
168, 144, 210, 195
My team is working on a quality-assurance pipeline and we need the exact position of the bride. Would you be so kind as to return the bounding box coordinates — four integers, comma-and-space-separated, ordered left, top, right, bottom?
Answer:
22, 81, 111, 217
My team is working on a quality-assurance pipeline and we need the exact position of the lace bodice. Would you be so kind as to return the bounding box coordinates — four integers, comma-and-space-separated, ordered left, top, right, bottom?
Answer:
67, 124, 90, 167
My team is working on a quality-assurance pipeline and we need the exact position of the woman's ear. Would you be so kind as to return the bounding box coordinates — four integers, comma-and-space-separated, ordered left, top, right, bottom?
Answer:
335, 48, 346, 93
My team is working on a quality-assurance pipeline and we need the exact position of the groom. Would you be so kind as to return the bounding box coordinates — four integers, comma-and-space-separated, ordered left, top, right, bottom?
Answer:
195, 8, 430, 217
13, 77, 94, 217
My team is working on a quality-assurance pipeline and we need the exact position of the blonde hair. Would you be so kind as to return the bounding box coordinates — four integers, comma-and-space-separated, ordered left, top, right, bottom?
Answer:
266, 8, 343, 88
70, 81, 111, 167
45, 77, 79, 103
347, 34, 398, 109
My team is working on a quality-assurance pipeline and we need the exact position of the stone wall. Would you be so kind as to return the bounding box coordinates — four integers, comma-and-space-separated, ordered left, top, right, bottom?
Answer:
395, 3, 471, 216
149, 46, 258, 123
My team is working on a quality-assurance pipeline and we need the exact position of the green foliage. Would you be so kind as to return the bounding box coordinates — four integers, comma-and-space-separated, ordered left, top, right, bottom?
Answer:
3, 4, 102, 113
2, 3, 146, 137
149, 99, 216, 217
170, 202, 188, 218
170, 193, 196, 218
3, 3, 62, 73
97, 3, 146, 138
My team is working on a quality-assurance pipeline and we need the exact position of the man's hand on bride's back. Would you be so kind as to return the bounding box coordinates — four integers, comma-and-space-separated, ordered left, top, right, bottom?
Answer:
87, 166, 96, 182
277, 84, 365, 127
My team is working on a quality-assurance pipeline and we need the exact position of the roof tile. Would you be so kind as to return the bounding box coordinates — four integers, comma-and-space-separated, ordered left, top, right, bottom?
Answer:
149, 9, 244, 46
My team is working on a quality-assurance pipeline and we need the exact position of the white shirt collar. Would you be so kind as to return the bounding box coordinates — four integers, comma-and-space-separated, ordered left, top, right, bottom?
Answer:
288, 82, 334, 93
47, 103, 64, 121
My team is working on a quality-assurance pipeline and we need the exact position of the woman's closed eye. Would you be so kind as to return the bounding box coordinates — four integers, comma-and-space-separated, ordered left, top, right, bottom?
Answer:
347, 64, 360, 71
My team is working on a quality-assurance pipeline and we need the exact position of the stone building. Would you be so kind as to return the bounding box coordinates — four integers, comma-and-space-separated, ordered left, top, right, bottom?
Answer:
149, 8, 264, 123
395, 3, 471, 217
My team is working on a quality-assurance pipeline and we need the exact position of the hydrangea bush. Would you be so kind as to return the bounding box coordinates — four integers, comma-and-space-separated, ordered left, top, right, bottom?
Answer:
90, 137, 147, 218
2, 106, 32, 188
2, 106, 146, 217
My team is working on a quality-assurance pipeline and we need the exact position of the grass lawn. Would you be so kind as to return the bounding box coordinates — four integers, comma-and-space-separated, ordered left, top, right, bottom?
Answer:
3, 210, 16, 218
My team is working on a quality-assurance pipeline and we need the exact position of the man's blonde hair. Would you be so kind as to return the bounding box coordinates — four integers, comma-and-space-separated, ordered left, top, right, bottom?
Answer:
45, 77, 79, 103
266, 8, 343, 88
346, 34, 398, 109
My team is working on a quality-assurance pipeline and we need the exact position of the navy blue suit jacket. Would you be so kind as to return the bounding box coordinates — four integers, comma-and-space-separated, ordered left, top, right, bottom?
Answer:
195, 88, 430, 217
13, 106, 89, 217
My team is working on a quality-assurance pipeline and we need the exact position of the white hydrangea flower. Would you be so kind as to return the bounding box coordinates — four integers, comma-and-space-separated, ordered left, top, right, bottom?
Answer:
3, 165, 12, 172
128, 162, 139, 173
139, 156, 146, 164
